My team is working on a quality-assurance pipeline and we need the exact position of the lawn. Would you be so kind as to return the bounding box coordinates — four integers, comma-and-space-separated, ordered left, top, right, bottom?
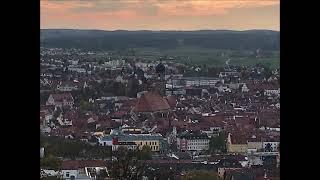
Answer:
133, 46, 280, 68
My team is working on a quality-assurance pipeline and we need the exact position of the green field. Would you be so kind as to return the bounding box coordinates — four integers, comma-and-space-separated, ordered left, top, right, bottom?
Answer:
132, 46, 279, 69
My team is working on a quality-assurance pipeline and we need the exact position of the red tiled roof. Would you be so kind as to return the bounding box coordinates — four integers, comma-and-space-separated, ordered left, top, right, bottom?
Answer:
230, 133, 248, 144
209, 154, 247, 162
40, 105, 55, 113
112, 111, 127, 118
165, 96, 177, 108
246, 82, 279, 91
51, 93, 74, 102
133, 91, 170, 112
61, 160, 107, 170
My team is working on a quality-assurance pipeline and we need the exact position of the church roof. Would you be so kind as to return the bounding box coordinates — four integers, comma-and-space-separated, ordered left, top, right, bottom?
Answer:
133, 91, 170, 113
155, 63, 165, 73
165, 96, 177, 109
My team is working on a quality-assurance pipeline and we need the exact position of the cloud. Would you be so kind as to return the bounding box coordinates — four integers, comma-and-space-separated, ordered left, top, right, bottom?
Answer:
41, 0, 279, 17
41, 0, 279, 30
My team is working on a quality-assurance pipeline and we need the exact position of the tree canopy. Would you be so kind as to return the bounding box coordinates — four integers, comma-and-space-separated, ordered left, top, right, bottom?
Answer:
137, 145, 152, 160
209, 132, 227, 154
40, 155, 62, 171
182, 170, 219, 180
40, 135, 111, 159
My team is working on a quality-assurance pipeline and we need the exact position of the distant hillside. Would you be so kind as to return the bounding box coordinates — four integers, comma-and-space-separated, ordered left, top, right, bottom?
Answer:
40, 29, 280, 51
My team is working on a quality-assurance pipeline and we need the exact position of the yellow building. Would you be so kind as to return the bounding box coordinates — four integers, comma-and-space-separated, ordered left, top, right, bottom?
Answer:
99, 133, 163, 152
134, 140, 160, 151
227, 144, 248, 153
227, 133, 248, 153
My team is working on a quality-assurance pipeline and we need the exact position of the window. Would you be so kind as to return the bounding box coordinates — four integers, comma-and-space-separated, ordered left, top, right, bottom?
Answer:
66, 172, 70, 177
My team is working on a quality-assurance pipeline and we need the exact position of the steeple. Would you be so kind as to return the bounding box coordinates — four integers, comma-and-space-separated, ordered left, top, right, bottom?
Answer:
154, 61, 166, 96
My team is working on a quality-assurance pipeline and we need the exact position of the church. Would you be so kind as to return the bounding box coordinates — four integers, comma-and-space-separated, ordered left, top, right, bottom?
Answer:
131, 61, 175, 121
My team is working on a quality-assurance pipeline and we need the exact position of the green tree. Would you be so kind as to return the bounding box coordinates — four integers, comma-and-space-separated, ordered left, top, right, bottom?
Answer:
111, 147, 145, 180
40, 176, 62, 180
182, 170, 219, 180
86, 146, 111, 160
209, 132, 227, 154
79, 99, 93, 112
137, 145, 152, 160
40, 155, 62, 171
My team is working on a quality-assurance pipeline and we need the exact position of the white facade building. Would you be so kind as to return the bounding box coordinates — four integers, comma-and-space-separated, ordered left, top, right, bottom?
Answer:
262, 141, 279, 152
177, 133, 210, 151
241, 84, 250, 92
57, 84, 79, 92
264, 89, 280, 96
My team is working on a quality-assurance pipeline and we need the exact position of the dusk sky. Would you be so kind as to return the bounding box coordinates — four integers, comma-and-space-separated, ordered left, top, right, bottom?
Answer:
41, 0, 279, 31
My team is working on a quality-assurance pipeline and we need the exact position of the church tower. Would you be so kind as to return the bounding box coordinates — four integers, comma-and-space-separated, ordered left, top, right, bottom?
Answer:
153, 61, 166, 96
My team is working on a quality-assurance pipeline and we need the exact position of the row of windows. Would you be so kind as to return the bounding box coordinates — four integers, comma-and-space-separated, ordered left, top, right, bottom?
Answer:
188, 143, 209, 146
150, 146, 159, 151
100, 141, 159, 147
188, 146, 208, 150
188, 139, 209, 142
139, 141, 157, 146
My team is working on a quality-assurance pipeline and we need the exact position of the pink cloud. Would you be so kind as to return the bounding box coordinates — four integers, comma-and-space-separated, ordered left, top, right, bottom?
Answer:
41, 0, 279, 30
154, 0, 279, 16
41, 0, 279, 17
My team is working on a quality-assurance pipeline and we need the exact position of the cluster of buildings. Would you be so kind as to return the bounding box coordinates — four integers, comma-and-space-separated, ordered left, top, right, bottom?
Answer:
40, 47, 280, 180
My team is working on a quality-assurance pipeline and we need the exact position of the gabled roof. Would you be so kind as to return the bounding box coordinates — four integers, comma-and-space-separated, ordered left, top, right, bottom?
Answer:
133, 91, 170, 113
61, 160, 107, 170
50, 93, 74, 102
165, 96, 177, 109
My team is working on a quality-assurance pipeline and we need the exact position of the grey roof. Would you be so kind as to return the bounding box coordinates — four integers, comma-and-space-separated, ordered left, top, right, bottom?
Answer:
177, 133, 209, 140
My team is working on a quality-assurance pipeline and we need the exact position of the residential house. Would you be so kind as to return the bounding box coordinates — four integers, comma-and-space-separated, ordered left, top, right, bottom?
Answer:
241, 84, 250, 93
46, 93, 74, 107
183, 77, 221, 87
112, 141, 138, 151
217, 159, 243, 179
176, 132, 210, 151
115, 75, 128, 84
247, 137, 263, 152
57, 81, 79, 92
200, 127, 222, 138
219, 71, 240, 78
228, 83, 240, 90
227, 133, 248, 154
61, 160, 109, 180
56, 113, 73, 127
262, 140, 279, 152
264, 88, 280, 97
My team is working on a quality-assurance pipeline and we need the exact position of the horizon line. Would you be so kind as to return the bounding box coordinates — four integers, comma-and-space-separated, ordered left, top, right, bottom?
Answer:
41, 28, 279, 32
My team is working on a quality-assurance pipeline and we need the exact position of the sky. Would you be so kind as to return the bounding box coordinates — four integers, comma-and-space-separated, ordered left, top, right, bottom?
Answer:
41, 0, 280, 31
